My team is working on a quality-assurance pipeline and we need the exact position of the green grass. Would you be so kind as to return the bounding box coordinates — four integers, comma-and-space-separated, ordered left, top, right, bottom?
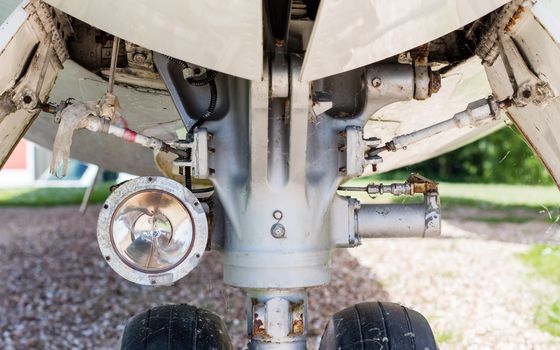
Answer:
0, 182, 114, 207
535, 300, 560, 337
519, 245, 560, 337
467, 215, 537, 224
435, 330, 461, 345
520, 244, 560, 285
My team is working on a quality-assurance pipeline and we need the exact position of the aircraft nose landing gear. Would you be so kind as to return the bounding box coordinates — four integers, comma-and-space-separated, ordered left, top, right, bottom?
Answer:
102, 52, 443, 349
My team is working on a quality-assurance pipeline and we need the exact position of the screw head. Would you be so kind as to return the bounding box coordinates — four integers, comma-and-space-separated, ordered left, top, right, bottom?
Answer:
371, 77, 382, 88
270, 223, 286, 239
272, 210, 283, 220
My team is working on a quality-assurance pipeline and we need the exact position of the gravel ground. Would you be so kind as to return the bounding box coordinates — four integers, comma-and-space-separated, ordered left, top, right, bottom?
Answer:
0, 206, 558, 349
351, 208, 560, 350
0, 206, 385, 349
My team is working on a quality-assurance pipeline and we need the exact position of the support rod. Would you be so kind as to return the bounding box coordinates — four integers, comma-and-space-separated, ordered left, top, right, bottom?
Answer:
371, 96, 500, 155
107, 37, 120, 94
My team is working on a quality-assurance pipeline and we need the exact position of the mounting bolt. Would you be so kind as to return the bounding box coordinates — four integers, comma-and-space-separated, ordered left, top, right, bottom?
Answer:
271, 223, 286, 239
20, 90, 38, 110
132, 52, 147, 64
371, 77, 382, 88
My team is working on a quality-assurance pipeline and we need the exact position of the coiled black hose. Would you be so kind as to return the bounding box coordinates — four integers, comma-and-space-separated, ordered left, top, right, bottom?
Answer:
184, 148, 192, 190
187, 79, 217, 135
167, 56, 188, 69
167, 56, 217, 135
187, 70, 218, 86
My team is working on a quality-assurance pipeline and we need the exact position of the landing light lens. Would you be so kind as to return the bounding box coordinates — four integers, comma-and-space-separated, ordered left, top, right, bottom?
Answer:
111, 191, 194, 273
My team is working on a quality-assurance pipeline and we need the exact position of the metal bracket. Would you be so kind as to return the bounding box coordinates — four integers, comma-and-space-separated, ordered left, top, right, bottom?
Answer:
12, 34, 55, 111
270, 54, 289, 98
499, 34, 555, 107
172, 128, 210, 179
248, 290, 307, 349
343, 126, 381, 176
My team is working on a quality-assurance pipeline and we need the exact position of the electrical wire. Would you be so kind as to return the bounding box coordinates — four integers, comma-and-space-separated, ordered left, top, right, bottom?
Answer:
168, 56, 218, 191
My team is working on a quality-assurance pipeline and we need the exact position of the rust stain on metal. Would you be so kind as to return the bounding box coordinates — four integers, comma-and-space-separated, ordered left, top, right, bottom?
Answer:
407, 173, 438, 194
410, 43, 430, 66
429, 70, 441, 95
504, 6, 526, 33
292, 314, 304, 335
411, 182, 438, 194
253, 313, 269, 338
291, 301, 305, 336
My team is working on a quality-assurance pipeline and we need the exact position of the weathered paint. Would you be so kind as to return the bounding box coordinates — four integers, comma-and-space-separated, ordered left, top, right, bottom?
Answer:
484, 2, 560, 187
44, 0, 263, 81
0, 1, 65, 168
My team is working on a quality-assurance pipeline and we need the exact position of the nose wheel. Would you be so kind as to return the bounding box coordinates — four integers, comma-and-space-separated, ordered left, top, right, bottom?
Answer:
319, 302, 438, 350
120, 304, 233, 350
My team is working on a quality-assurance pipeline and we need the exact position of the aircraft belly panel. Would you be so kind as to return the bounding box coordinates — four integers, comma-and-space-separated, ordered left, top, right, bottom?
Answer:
302, 0, 508, 81
44, 0, 263, 81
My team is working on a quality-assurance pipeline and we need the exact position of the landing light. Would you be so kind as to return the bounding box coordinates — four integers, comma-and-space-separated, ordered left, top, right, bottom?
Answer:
97, 176, 208, 285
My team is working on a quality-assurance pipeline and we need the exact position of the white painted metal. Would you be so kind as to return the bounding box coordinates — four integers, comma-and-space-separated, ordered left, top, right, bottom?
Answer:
247, 289, 307, 350
0, 0, 66, 168
193, 56, 445, 346
369, 57, 504, 174
356, 195, 441, 238
6, 6, 508, 182
301, 0, 508, 81
43, 0, 263, 81
485, 1, 560, 187
533, 0, 560, 44
345, 126, 380, 177
0, 5, 32, 97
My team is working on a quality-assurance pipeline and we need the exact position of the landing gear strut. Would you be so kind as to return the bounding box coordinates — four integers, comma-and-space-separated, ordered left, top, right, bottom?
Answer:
62, 52, 446, 348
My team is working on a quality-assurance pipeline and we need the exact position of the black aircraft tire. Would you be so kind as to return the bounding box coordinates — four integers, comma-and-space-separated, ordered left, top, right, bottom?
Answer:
319, 301, 438, 350
120, 304, 233, 350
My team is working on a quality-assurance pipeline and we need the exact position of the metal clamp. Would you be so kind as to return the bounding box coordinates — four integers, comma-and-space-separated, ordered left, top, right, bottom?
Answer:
248, 290, 307, 349
343, 126, 382, 176
172, 128, 210, 179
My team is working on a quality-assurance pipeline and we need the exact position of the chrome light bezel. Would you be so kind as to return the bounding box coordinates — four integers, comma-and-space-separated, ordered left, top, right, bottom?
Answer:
97, 176, 208, 286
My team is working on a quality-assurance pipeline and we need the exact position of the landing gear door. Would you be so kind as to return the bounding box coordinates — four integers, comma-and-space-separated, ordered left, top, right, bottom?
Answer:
0, 0, 69, 168
484, 1, 560, 188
